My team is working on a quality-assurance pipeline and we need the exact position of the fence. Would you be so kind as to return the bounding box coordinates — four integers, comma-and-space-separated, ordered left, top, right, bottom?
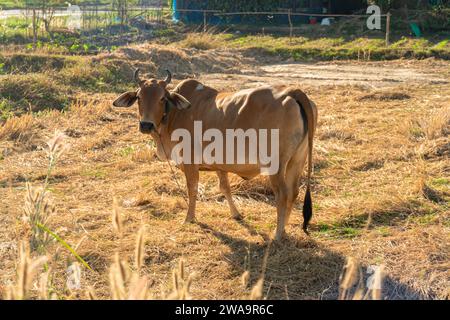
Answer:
174, 8, 392, 45
0, 4, 170, 46
1, 5, 394, 45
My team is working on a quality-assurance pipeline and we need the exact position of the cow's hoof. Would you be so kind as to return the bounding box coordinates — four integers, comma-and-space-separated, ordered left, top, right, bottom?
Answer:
273, 231, 287, 242
232, 213, 243, 221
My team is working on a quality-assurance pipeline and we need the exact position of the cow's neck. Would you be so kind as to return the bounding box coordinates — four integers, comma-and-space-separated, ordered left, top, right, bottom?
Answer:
151, 108, 180, 161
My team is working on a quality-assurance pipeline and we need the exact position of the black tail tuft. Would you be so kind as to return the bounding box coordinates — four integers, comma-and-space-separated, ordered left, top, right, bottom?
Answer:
302, 187, 312, 235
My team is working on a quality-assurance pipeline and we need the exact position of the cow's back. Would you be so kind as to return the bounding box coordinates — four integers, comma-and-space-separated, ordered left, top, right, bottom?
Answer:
168, 80, 308, 176
173, 80, 303, 132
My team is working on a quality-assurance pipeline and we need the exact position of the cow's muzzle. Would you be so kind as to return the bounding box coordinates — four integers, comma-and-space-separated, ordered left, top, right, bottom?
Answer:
139, 121, 155, 134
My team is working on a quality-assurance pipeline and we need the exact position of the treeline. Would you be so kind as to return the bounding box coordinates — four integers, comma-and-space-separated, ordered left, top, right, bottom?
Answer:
370, 0, 448, 10
9, 1, 449, 11
173, 0, 447, 11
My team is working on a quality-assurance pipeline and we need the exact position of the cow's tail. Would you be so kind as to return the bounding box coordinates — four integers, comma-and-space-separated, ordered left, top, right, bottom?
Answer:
290, 89, 315, 235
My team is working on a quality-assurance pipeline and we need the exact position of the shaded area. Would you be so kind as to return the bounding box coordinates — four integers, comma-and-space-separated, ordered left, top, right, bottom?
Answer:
198, 221, 430, 299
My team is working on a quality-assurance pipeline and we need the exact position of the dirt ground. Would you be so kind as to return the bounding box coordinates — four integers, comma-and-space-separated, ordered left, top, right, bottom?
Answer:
201, 58, 450, 89
0, 55, 449, 300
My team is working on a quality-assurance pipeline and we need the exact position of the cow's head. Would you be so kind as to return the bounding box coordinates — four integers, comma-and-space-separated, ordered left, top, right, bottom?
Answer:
113, 69, 190, 134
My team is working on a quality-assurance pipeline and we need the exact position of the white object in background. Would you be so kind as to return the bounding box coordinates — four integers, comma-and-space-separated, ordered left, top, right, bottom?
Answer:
66, 4, 82, 31
321, 18, 331, 26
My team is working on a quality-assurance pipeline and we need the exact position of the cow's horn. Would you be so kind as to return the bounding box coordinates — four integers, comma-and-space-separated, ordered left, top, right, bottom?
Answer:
164, 69, 172, 84
134, 68, 141, 84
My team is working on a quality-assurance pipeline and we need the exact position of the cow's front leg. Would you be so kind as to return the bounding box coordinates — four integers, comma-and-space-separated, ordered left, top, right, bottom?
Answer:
183, 165, 199, 223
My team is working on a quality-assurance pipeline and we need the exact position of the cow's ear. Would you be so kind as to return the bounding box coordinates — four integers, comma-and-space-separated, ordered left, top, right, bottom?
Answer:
113, 91, 138, 108
167, 91, 191, 110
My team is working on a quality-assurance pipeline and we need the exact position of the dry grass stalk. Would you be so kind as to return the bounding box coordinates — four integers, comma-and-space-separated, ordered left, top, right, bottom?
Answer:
249, 241, 272, 300
0, 114, 34, 141
167, 259, 194, 300
112, 197, 123, 238
127, 274, 149, 300
108, 252, 150, 300
86, 286, 97, 300
109, 253, 129, 300
369, 265, 384, 300
46, 130, 69, 163
412, 153, 447, 203
131, 146, 155, 163
181, 32, 225, 50
38, 268, 51, 300
23, 130, 68, 252
135, 226, 146, 273
420, 107, 450, 140
74, 235, 88, 252
4, 241, 47, 300
241, 270, 250, 287
69, 100, 112, 123
250, 278, 264, 300
339, 257, 385, 300
339, 257, 359, 300
23, 182, 55, 252
407, 106, 450, 142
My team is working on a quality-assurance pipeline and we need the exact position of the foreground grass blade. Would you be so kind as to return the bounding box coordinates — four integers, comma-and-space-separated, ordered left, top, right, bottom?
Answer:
36, 222, 93, 271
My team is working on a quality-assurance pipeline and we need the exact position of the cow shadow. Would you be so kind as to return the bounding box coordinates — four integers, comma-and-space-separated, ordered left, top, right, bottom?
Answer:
197, 222, 429, 300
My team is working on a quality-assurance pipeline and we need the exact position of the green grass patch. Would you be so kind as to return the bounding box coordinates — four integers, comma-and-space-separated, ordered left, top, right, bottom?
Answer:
0, 73, 69, 115
0, 52, 130, 119
80, 167, 108, 179
118, 146, 135, 157
316, 222, 362, 239
58, 59, 122, 91
410, 212, 440, 226
153, 27, 177, 38
180, 32, 230, 50
431, 178, 449, 187
0, 53, 72, 73
0, 98, 14, 120
375, 226, 391, 237
180, 33, 450, 61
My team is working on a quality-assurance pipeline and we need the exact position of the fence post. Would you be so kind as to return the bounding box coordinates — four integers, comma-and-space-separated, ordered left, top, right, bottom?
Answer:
288, 9, 293, 43
32, 8, 37, 48
385, 11, 391, 46
203, 10, 207, 32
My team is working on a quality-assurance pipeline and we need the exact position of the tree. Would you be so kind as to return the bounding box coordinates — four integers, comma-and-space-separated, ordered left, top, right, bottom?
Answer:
112, 0, 138, 28
369, 0, 445, 10
25, 0, 66, 45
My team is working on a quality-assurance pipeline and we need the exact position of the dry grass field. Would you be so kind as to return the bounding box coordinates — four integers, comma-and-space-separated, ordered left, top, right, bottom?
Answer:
0, 43, 449, 300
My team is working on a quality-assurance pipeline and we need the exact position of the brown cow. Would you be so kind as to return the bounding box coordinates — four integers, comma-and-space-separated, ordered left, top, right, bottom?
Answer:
113, 70, 317, 240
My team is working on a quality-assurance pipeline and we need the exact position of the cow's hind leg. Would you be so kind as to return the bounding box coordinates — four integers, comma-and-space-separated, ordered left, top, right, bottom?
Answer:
285, 144, 308, 226
269, 164, 289, 241
183, 165, 199, 223
217, 171, 242, 220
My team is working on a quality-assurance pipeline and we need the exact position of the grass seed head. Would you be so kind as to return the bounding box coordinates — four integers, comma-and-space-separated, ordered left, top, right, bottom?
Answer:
46, 130, 69, 162
339, 257, 359, 300
111, 197, 123, 237
250, 278, 264, 300
135, 226, 146, 272
241, 270, 250, 287
5, 241, 47, 300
